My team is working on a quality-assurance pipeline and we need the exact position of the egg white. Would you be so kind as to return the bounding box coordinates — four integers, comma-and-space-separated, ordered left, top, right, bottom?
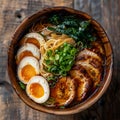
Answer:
17, 56, 40, 84
16, 43, 40, 63
26, 76, 50, 103
25, 32, 45, 46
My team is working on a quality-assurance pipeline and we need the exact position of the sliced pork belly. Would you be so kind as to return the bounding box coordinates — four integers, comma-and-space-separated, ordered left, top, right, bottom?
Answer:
70, 65, 93, 102
76, 49, 102, 63
76, 61, 101, 87
75, 46, 104, 87
50, 77, 76, 106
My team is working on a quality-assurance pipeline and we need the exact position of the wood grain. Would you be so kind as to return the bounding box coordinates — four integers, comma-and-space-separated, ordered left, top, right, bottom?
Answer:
75, 0, 120, 120
0, 0, 119, 120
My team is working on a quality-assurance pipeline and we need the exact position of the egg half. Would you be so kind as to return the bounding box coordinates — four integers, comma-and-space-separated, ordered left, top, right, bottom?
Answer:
26, 76, 50, 103
17, 56, 40, 84
20, 32, 45, 48
16, 43, 40, 64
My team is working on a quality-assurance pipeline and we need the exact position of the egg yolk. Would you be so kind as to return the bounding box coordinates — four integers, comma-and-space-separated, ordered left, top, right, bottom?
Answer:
30, 83, 44, 98
26, 38, 40, 48
21, 65, 36, 82
17, 51, 33, 64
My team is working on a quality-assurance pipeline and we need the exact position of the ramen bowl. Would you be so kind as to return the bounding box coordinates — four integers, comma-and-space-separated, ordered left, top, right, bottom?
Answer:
8, 7, 113, 115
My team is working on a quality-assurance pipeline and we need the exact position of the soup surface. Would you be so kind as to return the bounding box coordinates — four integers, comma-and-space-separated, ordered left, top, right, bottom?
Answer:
16, 13, 105, 108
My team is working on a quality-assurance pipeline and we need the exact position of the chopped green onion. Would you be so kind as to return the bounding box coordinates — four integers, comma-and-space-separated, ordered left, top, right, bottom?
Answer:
44, 42, 77, 77
19, 82, 26, 90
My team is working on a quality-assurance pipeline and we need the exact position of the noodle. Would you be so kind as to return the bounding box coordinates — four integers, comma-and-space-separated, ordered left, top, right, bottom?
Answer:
29, 22, 76, 78
39, 32, 75, 78
29, 22, 52, 33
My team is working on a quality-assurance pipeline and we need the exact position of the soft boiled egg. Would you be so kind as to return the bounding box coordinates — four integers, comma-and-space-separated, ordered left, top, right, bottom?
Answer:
16, 43, 40, 64
26, 76, 50, 103
17, 56, 40, 84
19, 32, 45, 48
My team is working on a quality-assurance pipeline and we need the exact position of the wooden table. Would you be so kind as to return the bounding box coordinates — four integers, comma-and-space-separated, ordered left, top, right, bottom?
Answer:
0, 0, 119, 120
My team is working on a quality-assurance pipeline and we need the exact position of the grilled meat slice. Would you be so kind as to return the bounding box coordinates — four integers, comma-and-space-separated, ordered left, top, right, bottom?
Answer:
76, 61, 101, 87
76, 49, 103, 68
50, 76, 76, 107
75, 46, 104, 87
70, 65, 93, 102
76, 49, 102, 63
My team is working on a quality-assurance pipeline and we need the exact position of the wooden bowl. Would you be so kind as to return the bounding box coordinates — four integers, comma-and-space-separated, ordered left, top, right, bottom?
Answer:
8, 7, 113, 115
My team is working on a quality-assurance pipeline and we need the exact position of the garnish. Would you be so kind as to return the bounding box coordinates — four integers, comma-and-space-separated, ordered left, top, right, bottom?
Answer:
19, 81, 26, 90
43, 97, 55, 105
44, 42, 77, 77
59, 106, 65, 109
47, 76, 58, 88
48, 14, 96, 48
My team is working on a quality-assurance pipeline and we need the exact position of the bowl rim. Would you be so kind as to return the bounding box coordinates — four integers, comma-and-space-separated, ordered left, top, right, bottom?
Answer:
8, 6, 113, 115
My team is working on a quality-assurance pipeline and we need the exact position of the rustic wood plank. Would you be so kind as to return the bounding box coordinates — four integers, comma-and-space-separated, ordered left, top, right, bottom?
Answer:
74, 1, 104, 119
0, 0, 120, 120
74, 0, 102, 22
0, 0, 74, 120
43, 0, 73, 8
74, 0, 120, 120
100, 0, 120, 119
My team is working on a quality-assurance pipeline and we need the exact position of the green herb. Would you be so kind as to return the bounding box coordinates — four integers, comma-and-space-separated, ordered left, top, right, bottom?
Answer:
47, 76, 58, 88
19, 82, 26, 90
59, 106, 65, 109
44, 43, 77, 77
96, 83, 102, 87
47, 76, 57, 81
43, 97, 55, 105
48, 14, 96, 48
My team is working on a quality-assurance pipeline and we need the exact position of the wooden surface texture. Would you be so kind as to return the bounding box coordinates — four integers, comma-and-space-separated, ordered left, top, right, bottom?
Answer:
0, 0, 120, 120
